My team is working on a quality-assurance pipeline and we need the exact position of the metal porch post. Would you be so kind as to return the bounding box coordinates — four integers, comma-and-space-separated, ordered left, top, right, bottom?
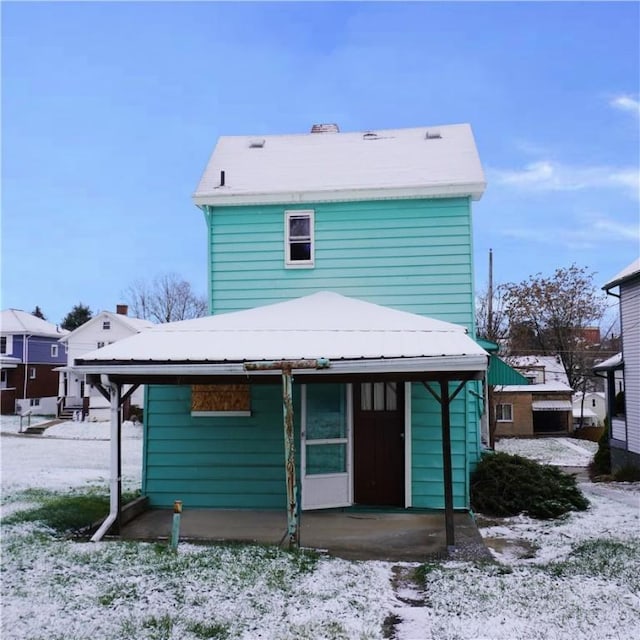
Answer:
439, 380, 455, 550
281, 365, 298, 548
244, 358, 330, 549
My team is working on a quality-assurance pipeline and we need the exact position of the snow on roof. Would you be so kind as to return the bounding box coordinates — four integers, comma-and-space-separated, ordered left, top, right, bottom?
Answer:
193, 123, 486, 206
603, 257, 640, 290
508, 355, 569, 385
494, 382, 572, 393
74, 292, 488, 367
59, 311, 154, 342
0, 309, 68, 338
593, 352, 623, 371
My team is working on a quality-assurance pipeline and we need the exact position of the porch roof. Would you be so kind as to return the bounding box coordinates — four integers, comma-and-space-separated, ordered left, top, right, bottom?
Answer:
72, 292, 488, 379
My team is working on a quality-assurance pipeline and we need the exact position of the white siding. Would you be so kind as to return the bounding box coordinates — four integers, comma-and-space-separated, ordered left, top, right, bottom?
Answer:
621, 277, 640, 454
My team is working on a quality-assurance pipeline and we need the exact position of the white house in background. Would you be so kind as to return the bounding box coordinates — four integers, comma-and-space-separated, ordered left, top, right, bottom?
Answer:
572, 391, 606, 427
58, 305, 154, 421
594, 258, 640, 472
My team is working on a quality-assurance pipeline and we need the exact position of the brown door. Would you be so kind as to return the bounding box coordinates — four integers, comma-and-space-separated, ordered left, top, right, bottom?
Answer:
354, 382, 405, 506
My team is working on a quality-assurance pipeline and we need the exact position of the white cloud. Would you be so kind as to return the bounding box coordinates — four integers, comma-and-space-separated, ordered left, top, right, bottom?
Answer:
489, 161, 640, 199
501, 214, 639, 251
610, 94, 640, 118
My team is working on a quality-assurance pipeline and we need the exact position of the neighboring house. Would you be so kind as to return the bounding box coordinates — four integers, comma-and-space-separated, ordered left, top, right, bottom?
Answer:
0, 309, 68, 415
594, 258, 640, 472
572, 391, 606, 428
58, 305, 154, 421
493, 355, 574, 437
73, 123, 491, 542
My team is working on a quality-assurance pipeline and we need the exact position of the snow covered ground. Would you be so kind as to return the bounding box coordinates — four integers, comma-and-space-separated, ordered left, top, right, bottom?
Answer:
1, 425, 638, 639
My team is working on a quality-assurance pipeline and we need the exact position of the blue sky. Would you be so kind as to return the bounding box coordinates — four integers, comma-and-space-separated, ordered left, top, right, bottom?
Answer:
2, 1, 638, 326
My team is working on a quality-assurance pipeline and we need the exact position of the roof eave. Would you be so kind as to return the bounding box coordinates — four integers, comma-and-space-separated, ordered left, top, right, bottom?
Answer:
192, 182, 486, 207
71, 354, 488, 378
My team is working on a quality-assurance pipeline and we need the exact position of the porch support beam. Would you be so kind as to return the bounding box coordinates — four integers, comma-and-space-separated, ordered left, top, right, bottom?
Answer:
423, 376, 473, 552
244, 358, 330, 548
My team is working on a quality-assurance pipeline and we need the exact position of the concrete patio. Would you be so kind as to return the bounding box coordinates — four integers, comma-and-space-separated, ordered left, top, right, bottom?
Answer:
118, 508, 492, 562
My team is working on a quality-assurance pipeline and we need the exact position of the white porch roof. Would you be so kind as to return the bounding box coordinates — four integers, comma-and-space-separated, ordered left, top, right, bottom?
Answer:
73, 292, 488, 376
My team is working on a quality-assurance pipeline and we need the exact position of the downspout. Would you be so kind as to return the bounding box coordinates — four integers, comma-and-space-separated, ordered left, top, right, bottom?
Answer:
199, 205, 214, 315
22, 334, 31, 402
91, 381, 122, 542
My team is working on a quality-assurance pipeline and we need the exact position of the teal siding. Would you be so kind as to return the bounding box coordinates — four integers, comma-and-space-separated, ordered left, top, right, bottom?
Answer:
143, 384, 299, 509
410, 383, 472, 509
206, 198, 475, 328
143, 194, 481, 512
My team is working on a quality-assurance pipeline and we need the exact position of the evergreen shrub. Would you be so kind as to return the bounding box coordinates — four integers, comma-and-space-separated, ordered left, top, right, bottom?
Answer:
589, 423, 611, 478
471, 452, 589, 519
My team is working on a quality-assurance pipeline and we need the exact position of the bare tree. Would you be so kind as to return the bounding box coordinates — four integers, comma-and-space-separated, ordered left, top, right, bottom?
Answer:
124, 273, 208, 323
501, 264, 608, 390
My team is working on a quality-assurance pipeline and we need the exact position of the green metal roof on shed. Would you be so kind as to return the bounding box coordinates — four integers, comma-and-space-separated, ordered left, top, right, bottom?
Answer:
474, 339, 530, 385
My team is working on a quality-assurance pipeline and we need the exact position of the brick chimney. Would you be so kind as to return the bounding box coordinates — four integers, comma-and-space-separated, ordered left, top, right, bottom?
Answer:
116, 304, 128, 316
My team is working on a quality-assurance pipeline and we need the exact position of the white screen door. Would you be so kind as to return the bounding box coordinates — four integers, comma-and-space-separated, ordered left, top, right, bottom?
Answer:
301, 383, 351, 510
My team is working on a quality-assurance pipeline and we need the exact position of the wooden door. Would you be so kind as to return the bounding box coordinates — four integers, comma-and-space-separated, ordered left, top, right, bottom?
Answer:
354, 382, 405, 506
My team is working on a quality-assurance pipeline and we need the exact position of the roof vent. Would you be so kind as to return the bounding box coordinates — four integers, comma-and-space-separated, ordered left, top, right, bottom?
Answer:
425, 130, 442, 139
363, 131, 379, 140
310, 123, 340, 133
249, 139, 265, 148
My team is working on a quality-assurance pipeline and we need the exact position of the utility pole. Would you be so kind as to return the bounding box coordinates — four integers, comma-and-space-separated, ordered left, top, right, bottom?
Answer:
488, 249, 494, 340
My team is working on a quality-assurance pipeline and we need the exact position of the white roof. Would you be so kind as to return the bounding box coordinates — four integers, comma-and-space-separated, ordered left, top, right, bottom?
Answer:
508, 355, 570, 386
74, 292, 488, 374
593, 352, 623, 371
193, 124, 486, 206
603, 258, 640, 290
59, 311, 154, 343
0, 309, 68, 338
494, 382, 572, 393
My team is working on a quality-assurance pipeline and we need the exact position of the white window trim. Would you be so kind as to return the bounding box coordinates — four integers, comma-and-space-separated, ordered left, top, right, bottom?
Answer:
51, 344, 59, 358
0, 335, 11, 355
284, 209, 315, 268
496, 403, 513, 422
29, 367, 36, 380
103, 320, 111, 330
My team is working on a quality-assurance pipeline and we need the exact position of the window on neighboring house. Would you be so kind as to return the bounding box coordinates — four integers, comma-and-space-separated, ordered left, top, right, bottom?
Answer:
30, 398, 40, 407
1, 370, 7, 386
191, 384, 251, 416
103, 320, 111, 330
51, 344, 59, 358
496, 403, 513, 422
0, 336, 7, 354
97, 341, 105, 349
285, 210, 314, 267
592, 399, 596, 407
29, 367, 36, 380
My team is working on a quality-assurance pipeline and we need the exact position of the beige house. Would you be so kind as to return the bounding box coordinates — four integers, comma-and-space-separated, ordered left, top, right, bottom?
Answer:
492, 356, 573, 437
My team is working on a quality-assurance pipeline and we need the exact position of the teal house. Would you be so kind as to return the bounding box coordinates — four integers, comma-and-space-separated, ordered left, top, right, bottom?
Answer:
75, 123, 489, 544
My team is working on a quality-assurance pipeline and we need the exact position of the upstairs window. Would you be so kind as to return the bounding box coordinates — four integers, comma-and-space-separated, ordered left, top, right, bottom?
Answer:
51, 344, 59, 358
103, 320, 111, 330
0, 336, 7, 354
285, 210, 314, 267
